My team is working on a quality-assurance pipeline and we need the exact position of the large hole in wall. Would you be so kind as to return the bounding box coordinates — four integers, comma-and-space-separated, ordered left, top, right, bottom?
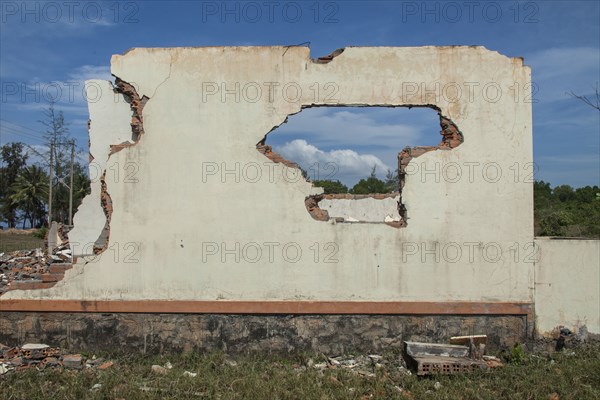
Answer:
257, 106, 463, 227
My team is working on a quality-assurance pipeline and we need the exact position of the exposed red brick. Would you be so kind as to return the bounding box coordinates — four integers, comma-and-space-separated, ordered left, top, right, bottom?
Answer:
312, 48, 345, 64
93, 170, 113, 254
98, 361, 114, 370
40, 274, 64, 283
109, 78, 149, 156
10, 281, 57, 291
47, 264, 72, 274
257, 144, 300, 169
305, 195, 330, 221
2, 347, 19, 359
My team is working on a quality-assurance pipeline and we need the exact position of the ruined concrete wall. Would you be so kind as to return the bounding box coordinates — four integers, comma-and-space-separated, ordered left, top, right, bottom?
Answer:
68, 81, 133, 253
1, 46, 533, 305
0, 312, 527, 354
534, 238, 600, 335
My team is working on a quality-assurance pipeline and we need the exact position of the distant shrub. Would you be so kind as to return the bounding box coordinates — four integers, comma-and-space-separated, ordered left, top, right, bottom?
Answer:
32, 227, 47, 239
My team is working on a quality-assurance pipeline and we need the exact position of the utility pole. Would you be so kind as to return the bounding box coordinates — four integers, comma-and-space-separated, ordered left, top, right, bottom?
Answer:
48, 141, 54, 226
68, 141, 74, 226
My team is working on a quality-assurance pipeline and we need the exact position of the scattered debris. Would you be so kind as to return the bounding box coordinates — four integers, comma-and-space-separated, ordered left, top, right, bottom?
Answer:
151, 365, 168, 375
483, 355, 503, 368
98, 361, 114, 370
0, 235, 72, 295
303, 354, 405, 378
559, 327, 572, 336
224, 359, 238, 367
327, 357, 341, 366
368, 355, 383, 363
62, 354, 83, 369
21, 343, 49, 350
449, 335, 488, 346
90, 383, 103, 391
450, 334, 488, 360
403, 339, 489, 375
42, 357, 60, 367
183, 370, 197, 377
556, 326, 574, 351
0, 344, 114, 374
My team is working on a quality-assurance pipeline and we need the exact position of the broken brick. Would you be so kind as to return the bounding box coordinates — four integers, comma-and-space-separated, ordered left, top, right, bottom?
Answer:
41, 357, 61, 367
98, 361, 114, 370
62, 354, 83, 369
2, 347, 19, 359
47, 264, 72, 274
40, 273, 63, 283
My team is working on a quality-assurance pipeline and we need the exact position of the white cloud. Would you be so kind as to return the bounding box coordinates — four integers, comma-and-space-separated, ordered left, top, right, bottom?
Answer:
275, 139, 391, 185
8, 65, 113, 116
273, 107, 424, 148
266, 107, 443, 185
68, 65, 112, 82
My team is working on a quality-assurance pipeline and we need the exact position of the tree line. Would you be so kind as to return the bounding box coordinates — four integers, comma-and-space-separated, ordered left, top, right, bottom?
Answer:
0, 104, 90, 229
534, 181, 599, 238
311, 171, 599, 239
312, 166, 399, 195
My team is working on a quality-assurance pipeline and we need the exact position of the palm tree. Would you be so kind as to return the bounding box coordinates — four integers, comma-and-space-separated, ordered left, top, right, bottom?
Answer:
10, 165, 49, 228
51, 162, 91, 224
71, 163, 91, 210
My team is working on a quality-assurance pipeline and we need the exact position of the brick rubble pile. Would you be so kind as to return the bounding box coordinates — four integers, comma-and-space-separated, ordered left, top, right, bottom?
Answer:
0, 343, 113, 374
0, 243, 72, 295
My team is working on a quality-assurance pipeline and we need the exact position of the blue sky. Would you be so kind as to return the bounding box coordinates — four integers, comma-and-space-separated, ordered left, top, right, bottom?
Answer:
1, 0, 598, 187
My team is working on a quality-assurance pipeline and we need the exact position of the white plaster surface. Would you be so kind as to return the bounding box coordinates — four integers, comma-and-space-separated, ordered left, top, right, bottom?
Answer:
69, 81, 133, 256
319, 196, 401, 222
534, 238, 600, 335
5, 46, 537, 306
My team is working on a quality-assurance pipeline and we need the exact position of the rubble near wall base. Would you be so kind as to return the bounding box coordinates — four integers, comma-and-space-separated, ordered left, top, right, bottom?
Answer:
0, 313, 527, 355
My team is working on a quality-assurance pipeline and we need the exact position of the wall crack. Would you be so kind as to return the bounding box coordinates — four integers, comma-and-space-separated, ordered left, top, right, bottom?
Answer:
94, 77, 149, 255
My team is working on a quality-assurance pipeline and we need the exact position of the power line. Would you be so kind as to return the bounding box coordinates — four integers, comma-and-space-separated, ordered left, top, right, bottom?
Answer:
2, 125, 44, 138
1, 103, 93, 228
1, 119, 88, 150
1, 120, 85, 147
2, 128, 48, 144
2, 127, 85, 151
0, 119, 46, 138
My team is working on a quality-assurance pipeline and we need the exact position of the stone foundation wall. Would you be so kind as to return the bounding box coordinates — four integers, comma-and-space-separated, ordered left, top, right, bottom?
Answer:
0, 313, 527, 354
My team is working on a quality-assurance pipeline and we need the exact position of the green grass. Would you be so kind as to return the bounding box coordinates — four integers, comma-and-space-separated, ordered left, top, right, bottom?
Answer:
1, 344, 599, 400
0, 232, 44, 253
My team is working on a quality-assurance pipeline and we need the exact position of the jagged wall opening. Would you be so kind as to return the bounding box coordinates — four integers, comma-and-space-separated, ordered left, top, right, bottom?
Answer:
91, 78, 148, 255
109, 78, 149, 155
257, 106, 463, 228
